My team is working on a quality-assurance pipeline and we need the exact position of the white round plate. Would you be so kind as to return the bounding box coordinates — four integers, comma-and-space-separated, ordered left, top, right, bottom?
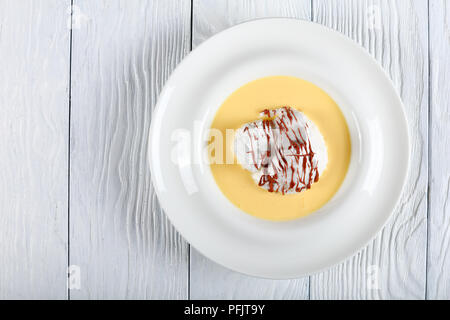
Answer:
149, 18, 409, 279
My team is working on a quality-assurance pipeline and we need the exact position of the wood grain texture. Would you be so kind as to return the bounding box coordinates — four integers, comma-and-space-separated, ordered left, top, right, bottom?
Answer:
190, 0, 311, 300
310, 0, 428, 299
0, 0, 69, 299
69, 0, 190, 299
428, 0, 450, 300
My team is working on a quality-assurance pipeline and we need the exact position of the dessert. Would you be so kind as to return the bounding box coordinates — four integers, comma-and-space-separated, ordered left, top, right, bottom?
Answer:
209, 75, 351, 221
234, 107, 328, 194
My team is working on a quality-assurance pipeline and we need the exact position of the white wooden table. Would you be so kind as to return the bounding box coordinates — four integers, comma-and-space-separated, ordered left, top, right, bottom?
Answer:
0, 0, 448, 300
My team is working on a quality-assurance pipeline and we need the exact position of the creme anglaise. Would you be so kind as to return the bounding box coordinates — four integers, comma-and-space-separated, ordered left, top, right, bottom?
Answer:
209, 76, 351, 221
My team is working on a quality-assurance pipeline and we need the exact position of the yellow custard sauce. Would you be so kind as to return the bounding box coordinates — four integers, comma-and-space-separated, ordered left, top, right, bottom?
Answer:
209, 76, 351, 221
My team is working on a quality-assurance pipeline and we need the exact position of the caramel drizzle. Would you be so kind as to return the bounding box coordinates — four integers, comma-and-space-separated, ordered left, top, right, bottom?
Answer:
243, 107, 320, 194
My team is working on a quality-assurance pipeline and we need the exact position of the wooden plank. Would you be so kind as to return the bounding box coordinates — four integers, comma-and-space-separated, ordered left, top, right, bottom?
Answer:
310, 0, 428, 299
69, 0, 190, 299
190, 0, 311, 300
428, 0, 450, 300
0, 0, 69, 299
